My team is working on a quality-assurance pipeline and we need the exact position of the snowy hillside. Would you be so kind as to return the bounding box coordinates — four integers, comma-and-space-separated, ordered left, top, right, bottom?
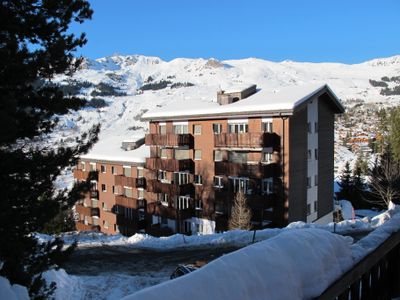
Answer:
48, 54, 400, 188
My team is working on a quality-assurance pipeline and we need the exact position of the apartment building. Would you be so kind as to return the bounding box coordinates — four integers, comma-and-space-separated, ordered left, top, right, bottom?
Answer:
73, 137, 149, 236
74, 84, 344, 236
141, 84, 344, 235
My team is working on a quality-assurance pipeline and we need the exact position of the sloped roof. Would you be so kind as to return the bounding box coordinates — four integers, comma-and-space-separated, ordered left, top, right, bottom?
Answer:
141, 84, 344, 121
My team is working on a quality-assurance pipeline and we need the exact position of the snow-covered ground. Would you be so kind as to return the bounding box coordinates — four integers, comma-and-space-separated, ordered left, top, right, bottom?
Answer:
4, 205, 400, 300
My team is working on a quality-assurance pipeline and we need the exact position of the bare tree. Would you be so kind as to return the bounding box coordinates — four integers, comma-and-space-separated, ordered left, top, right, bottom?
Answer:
229, 191, 252, 230
368, 153, 400, 208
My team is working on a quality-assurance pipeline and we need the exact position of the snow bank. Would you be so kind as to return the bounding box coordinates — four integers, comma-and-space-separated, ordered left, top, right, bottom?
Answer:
43, 269, 80, 300
351, 203, 400, 262
122, 229, 353, 300
0, 276, 29, 300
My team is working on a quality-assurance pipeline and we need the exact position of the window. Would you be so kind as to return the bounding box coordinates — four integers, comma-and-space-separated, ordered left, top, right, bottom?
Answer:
137, 188, 144, 199
177, 196, 190, 210
262, 178, 274, 195
315, 149, 318, 160
80, 162, 86, 171
124, 187, 133, 198
160, 194, 169, 206
102, 202, 108, 211
195, 199, 203, 210
111, 166, 116, 175
123, 166, 131, 177
90, 162, 96, 171
229, 151, 247, 164
214, 150, 223, 161
262, 121, 273, 133
159, 124, 166, 134
160, 148, 167, 159
194, 149, 202, 160
137, 167, 144, 178
103, 220, 109, 229
194, 174, 203, 185
307, 177, 312, 188
308, 149, 312, 160
158, 170, 167, 182
229, 123, 248, 133
138, 209, 145, 221
314, 201, 318, 212
315, 175, 318, 186
213, 176, 223, 188
193, 124, 202, 135
263, 152, 273, 164
174, 149, 189, 160
173, 124, 188, 134
307, 204, 311, 216
308, 122, 313, 133
101, 165, 106, 173
314, 122, 318, 133
230, 177, 250, 194
112, 186, 115, 194
101, 184, 106, 192
174, 172, 189, 185
213, 123, 222, 134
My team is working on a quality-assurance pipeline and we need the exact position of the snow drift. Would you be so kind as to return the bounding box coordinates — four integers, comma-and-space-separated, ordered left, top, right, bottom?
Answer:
122, 229, 353, 300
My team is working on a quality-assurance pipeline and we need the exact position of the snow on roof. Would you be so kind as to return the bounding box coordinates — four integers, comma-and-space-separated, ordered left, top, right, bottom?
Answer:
142, 83, 343, 121
122, 229, 353, 300
80, 135, 149, 164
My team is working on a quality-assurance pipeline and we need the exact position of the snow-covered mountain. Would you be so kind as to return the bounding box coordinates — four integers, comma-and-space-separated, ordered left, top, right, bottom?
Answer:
49, 54, 400, 187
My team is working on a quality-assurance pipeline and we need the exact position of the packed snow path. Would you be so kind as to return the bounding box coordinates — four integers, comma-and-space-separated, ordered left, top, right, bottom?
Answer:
64, 245, 240, 276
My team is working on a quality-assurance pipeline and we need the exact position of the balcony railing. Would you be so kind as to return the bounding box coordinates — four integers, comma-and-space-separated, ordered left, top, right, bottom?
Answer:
214, 161, 280, 178
147, 180, 193, 195
147, 202, 193, 220
75, 204, 100, 217
75, 221, 100, 232
145, 133, 193, 147
115, 195, 146, 209
214, 132, 280, 148
146, 158, 194, 172
114, 175, 146, 188
316, 230, 400, 300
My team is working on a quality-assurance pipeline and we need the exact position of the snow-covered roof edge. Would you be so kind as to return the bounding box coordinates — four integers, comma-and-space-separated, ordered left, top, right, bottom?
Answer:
141, 84, 345, 122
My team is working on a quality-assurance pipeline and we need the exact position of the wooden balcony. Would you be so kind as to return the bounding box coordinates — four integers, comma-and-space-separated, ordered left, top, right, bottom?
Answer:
115, 195, 146, 209
73, 169, 98, 181
145, 133, 193, 147
214, 132, 280, 148
75, 221, 100, 232
146, 180, 193, 195
214, 190, 276, 209
147, 202, 193, 220
114, 175, 146, 188
75, 204, 100, 217
146, 158, 194, 172
214, 161, 280, 178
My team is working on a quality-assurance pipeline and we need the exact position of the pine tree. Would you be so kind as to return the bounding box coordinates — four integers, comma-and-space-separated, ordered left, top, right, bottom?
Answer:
229, 191, 252, 230
337, 161, 352, 201
389, 107, 400, 161
0, 1, 98, 297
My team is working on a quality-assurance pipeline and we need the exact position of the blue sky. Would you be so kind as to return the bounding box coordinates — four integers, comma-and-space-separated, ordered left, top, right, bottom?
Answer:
70, 0, 400, 63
